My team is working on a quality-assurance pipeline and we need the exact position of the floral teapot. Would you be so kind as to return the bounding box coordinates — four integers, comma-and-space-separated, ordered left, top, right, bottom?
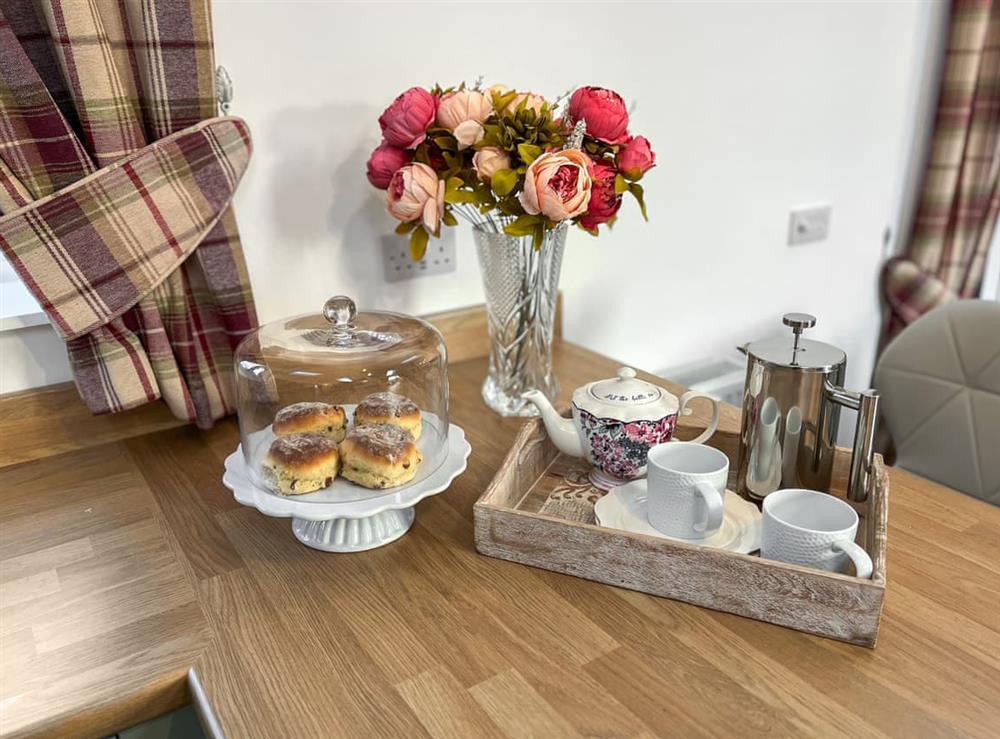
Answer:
522, 367, 721, 489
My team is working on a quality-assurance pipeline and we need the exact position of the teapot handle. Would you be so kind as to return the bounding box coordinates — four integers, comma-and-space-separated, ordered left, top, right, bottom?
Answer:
678, 391, 721, 445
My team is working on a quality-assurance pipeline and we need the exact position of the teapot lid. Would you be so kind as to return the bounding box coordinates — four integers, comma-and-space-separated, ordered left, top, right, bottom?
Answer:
747, 313, 845, 371
587, 367, 664, 406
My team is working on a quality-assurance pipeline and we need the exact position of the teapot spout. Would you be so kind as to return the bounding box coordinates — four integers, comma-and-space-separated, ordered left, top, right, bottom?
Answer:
521, 390, 584, 458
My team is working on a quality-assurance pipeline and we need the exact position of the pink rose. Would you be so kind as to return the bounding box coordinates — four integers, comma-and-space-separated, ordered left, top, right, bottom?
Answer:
519, 148, 593, 221
579, 158, 622, 231
472, 147, 511, 184
378, 87, 438, 149
568, 86, 629, 145
386, 162, 446, 234
366, 142, 412, 189
616, 136, 655, 180
437, 90, 492, 149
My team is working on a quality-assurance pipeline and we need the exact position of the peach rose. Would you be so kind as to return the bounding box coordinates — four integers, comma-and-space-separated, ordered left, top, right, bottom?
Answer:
437, 90, 492, 150
509, 92, 547, 116
472, 147, 511, 184
490, 87, 548, 117
519, 149, 592, 221
386, 162, 446, 234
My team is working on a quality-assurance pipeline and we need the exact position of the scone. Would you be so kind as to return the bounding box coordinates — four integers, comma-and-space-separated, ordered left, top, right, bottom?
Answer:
353, 392, 422, 440
339, 425, 422, 489
273, 401, 347, 442
261, 433, 340, 495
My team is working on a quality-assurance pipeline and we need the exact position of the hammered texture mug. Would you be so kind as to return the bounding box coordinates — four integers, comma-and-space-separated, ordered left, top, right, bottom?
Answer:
646, 442, 728, 539
761, 488, 872, 578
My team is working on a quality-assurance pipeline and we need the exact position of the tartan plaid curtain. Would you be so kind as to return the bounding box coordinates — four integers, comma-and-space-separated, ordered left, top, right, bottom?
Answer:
882, 0, 1000, 342
0, 0, 257, 428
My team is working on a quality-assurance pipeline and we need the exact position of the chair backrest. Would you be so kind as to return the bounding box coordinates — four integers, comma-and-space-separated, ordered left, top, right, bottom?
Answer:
874, 299, 1000, 504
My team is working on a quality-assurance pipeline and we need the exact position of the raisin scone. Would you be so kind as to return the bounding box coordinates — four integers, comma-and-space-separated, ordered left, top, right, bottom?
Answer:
273, 402, 347, 442
339, 424, 421, 489
261, 433, 340, 495
353, 392, 422, 440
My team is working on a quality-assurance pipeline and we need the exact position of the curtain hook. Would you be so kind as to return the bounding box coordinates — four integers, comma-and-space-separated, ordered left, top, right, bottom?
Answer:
216, 66, 234, 115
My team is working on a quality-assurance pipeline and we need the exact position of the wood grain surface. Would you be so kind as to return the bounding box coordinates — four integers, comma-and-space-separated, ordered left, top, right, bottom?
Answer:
1, 342, 999, 738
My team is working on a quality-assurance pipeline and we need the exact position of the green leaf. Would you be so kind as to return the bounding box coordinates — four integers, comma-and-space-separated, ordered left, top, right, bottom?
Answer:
442, 209, 458, 227
433, 136, 456, 152
628, 182, 648, 221
504, 214, 542, 237
472, 188, 496, 205
517, 143, 543, 164
395, 221, 417, 235
478, 130, 500, 148
409, 226, 429, 261
493, 90, 517, 112
444, 189, 477, 204
614, 174, 629, 195
491, 168, 518, 197
532, 222, 545, 250
446, 176, 464, 193
498, 198, 526, 216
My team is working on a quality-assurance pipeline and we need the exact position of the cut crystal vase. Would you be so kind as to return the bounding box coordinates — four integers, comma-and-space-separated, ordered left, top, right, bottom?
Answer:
474, 224, 566, 416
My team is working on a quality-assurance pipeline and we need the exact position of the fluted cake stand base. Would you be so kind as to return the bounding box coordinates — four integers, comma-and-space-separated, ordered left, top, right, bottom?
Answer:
291, 507, 416, 552
223, 423, 470, 554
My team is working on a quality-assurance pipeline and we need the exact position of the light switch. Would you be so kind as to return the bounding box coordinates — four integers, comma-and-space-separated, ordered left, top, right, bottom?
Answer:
788, 205, 832, 246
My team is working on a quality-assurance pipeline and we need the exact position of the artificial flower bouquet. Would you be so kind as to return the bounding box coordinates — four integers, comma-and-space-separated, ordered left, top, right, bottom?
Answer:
366, 83, 656, 259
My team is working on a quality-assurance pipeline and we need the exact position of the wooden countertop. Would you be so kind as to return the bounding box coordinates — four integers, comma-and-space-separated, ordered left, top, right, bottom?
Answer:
2, 341, 999, 739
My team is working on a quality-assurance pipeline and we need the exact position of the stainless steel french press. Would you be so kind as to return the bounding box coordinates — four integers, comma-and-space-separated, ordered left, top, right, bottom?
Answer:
735, 313, 879, 503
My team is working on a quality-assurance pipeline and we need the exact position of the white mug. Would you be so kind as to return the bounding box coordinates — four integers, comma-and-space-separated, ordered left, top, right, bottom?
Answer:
646, 442, 728, 539
761, 488, 873, 578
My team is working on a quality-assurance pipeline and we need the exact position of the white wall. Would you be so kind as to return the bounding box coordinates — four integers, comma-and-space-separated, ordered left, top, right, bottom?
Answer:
1, 1, 950, 403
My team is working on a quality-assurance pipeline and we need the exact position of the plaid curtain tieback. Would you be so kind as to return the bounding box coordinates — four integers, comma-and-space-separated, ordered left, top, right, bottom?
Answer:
883, 256, 957, 328
0, 116, 252, 341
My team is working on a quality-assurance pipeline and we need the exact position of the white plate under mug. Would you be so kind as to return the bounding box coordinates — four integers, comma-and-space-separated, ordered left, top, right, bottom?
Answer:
595, 479, 762, 554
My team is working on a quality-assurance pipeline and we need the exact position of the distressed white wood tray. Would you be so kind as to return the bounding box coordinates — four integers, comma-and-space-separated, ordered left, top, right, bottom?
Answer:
474, 419, 888, 647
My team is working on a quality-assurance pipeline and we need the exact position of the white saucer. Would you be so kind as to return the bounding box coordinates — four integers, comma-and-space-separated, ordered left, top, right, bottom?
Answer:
594, 479, 762, 554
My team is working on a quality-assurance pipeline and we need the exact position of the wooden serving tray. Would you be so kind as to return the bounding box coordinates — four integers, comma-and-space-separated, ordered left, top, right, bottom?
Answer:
474, 418, 888, 648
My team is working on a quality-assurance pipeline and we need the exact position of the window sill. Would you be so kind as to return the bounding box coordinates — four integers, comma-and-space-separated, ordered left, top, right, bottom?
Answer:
1, 277, 50, 332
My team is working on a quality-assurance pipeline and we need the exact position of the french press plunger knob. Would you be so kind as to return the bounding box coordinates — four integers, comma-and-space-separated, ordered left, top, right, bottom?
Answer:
783, 312, 816, 364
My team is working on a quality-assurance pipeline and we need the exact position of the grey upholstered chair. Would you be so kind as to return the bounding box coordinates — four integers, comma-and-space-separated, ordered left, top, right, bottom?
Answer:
874, 299, 1000, 505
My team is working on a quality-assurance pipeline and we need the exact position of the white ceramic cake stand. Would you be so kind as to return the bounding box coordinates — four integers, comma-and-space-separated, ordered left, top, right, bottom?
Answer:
222, 423, 470, 552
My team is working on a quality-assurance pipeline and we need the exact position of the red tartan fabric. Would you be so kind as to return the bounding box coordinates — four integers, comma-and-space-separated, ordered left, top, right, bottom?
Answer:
881, 257, 957, 343
0, 0, 257, 428
882, 0, 1000, 344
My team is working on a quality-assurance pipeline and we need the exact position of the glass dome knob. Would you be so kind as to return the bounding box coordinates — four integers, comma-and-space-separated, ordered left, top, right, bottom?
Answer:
323, 295, 357, 326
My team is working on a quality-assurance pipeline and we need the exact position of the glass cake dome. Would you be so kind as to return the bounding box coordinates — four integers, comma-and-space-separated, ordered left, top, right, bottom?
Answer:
233, 295, 449, 501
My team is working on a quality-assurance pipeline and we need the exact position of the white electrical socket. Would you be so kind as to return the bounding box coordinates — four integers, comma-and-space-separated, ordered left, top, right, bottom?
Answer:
788, 205, 832, 246
382, 230, 457, 282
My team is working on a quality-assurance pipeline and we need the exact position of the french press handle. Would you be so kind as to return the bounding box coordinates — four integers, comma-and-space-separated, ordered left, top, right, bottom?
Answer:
826, 384, 880, 502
